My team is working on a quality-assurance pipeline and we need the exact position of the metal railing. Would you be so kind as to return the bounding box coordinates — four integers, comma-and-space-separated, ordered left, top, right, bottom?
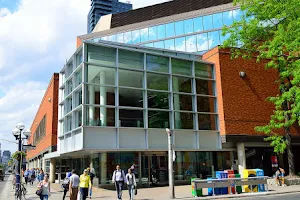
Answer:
192, 176, 269, 196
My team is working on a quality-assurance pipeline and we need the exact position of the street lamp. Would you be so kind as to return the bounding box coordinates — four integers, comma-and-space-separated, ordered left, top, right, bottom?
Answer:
166, 128, 175, 199
12, 124, 31, 174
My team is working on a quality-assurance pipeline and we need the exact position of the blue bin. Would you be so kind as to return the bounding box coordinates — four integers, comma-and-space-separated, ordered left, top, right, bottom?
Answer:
207, 178, 220, 196
215, 171, 228, 195
254, 169, 265, 192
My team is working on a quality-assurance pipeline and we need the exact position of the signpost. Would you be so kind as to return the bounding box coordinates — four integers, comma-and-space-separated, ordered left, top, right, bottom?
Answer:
166, 128, 175, 199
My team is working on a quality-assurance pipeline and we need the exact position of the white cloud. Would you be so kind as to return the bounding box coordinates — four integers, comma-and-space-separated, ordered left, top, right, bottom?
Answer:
0, 8, 10, 17
121, 0, 171, 9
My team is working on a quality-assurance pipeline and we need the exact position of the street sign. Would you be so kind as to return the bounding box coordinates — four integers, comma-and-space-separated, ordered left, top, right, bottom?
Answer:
23, 144, 36, 150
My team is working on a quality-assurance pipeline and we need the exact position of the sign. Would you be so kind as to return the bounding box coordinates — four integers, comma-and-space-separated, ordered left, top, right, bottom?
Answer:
271, 156, 278, 168
246, 149, 256, 158
23, 145, 36, 150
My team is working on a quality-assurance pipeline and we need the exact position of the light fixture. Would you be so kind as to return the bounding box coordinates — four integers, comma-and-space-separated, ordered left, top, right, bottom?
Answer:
23, 129, 31, 138
12, 128, 21, 137
239, 71, 246, 78
16, 123, 25, 131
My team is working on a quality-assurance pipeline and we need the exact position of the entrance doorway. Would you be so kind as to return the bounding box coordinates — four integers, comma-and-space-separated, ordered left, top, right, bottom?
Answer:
141, 152, 168, 186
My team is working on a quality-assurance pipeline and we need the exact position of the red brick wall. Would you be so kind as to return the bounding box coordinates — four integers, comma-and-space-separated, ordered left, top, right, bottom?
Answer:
27, 73, 59, 159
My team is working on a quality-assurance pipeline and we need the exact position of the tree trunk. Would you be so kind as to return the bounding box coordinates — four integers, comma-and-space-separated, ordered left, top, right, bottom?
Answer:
285, 130, 295, 176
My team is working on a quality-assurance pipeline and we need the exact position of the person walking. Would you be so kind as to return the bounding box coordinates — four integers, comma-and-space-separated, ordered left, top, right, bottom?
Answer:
126, 169, 136, 200
38, 169, 45, 182
30, 168, 36, 185
112, 165, 126, 200
87, 167, 95, 198
79, 169, 91, 200
37, 174, 51, 200
69, 170, 80, 200
24, 169, 29, 185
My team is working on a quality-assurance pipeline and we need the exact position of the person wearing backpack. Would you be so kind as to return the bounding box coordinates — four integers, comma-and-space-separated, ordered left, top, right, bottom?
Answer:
112, 165, 126, 200
62, 176, 70, 200
126, 168, 137, 200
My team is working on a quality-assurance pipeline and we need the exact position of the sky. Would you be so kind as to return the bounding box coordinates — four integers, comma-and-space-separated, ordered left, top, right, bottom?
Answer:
0, 0, 169, 154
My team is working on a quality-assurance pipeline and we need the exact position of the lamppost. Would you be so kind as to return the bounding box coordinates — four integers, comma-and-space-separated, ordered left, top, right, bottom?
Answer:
12, 123, 31, 174
166, 128, 175, 199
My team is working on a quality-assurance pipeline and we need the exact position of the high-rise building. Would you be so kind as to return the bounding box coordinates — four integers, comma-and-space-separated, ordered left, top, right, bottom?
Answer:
2, 150, 11, 165
87, 0, 132, 33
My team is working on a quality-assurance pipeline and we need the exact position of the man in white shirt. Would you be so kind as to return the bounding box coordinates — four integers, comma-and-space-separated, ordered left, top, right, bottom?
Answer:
112, 165, 126, 200
69, 169, 80, 200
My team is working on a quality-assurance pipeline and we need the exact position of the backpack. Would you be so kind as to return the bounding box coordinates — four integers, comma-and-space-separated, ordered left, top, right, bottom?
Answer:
62, 178, 70, 188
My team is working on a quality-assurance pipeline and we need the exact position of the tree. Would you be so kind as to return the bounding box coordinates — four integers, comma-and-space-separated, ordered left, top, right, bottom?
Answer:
222, 0, 300, 175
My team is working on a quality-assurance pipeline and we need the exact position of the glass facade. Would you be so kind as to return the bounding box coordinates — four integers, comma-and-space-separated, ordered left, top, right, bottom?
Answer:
90, 9, 246, 54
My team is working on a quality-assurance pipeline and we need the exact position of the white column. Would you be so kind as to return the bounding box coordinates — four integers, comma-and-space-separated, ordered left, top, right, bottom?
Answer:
50, 159, 56, 183
173, 77, 181, 129
100, 153, 107, 184
99, 71, 107, 126
237, 143, 246, 174
88, 85, 95, 125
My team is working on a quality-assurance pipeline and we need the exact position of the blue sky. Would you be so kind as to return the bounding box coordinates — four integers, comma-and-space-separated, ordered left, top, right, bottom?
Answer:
0, 0, 169, 153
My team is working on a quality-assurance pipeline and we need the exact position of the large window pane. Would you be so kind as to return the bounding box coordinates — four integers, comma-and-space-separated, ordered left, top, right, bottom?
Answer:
66, 80, 73, 96
184, 19, 194, 34
148, 91, 169, 109
146, 55, 169, 73
147, 73, 169, 91
119, 69, 144, 88
173, 94, 193, 111
175, 21, 184, 36
144, 43, 154, 48
203, 15, 213, 30
213, 12, 223, 29
75, 109, 82, 128
119, 88, 143, 108
149, 26, 158, 41
124, 31, 132, 44
198, 114, 217, 130
197, 96, 216, 112
174, 112, 194, 129
166, 23, 175, 38
75, 69, 82, 87
197, 33, 209, 52
116, 33, 124, 43
219, 31, 230, 44
165, 39, 175, 50
173, 76, 192, 93
86, 85, 115, 106
148, 110, 169, 128
157, 24, 166, 39
154, 41, 164, 49
87, 45, 116, 67
118, 49, 143, 69
132, 30, 141, 44
86, 106, 115, 126
74, 90, 82, 107
232, 9, 243, 22
119, 109, 144, 127
186, 35, 197, 53
172, 58, 192, 76
195, 62, 213, 79
196, 79, 214, 95
208, 31, 220, 49
140, 28, 149, 42
87, 65, 115, 85
194, 17, 203, 32
66, 97, 72, 113
109, 35, 116, 42
223, 11, 233, 26
175, 37, 186, 51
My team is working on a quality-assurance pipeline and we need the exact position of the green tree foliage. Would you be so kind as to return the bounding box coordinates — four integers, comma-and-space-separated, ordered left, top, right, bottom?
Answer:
222, 0, 300, 175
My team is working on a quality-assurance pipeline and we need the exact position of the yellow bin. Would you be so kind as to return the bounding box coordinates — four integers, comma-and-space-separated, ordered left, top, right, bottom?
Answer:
242, 169, 257, 193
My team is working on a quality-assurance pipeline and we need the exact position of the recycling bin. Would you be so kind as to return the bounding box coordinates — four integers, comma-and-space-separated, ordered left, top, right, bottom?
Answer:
216, 171, 228, 195
242, 169, 257, 193
191, 178, 203, 197
235, 174, 242, 194
254, 169, 265, 192
207, 178, 220, 196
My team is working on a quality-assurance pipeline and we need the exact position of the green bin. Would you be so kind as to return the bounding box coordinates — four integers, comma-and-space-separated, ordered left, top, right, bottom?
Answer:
235, 174, 242, 194
191, 178, 203, 197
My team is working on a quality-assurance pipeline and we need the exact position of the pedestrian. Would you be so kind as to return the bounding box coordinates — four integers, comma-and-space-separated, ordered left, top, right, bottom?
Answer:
62, 175, 70, 200
232, 161, 238, 174
112, 164, 126, 200
87, 167, 95, 198
79, 169, 91, 200
37, 174, 51, 200
24, 169, 29, 185
38, 169, 45, 182
31, 168, 36, 185
275, 167, 286, 186
126, 168, 137, 200
69, 169, 80, 200
66, 169, 72, 178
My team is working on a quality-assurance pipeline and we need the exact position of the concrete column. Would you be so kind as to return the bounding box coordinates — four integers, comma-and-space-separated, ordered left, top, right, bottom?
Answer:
100, 153, 107, 184
88, 85, 95, 125
50, 158, 56, 183
99, 71, 107, 126
237, 143, 246, 174
173, 77, 181, 128
138, 152, 142, 185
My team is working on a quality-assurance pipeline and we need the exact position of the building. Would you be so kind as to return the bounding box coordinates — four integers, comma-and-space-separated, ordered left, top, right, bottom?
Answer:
27, 74, 59, 174
2, 150, 11, 165
88, 0, 132, 33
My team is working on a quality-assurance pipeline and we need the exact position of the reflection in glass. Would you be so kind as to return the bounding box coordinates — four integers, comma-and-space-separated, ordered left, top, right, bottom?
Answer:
119, 109, 144, 127
154, 41, 164, 49
222, 11, 233, 26
75, 109, 82, 128
175, 21, 184, 36
203, 15, 213, 30
144, 43, 154, 47
118, 49, 143, 69
148, 90, 169, 109
172, 58, 192, 76
86, 106, 115, 126
140, 28, 149, 42
194, 16, 203, 32
147, 73, 169, 91
165, 39, 175, 50
119, 88, 143, 108
75, 90, 82, 107
149, 26, 158, 41
184, 19, 194, 34
175, 37, 186, 51
119, 69, 144, 88
208, 31, 220, 49
197, 33, 208, 52
87, 45, 116, 67
157, 24, 166, 39
198, 114, 217, 130
109, 35, 116, 42
232, 9, 243, 22
146, 55, 169, 73
173, 94, 193, 111
174, 112, 194, 129
124, 31, 132, 44
86, 65, 115, 85
132, 30, 141, 44
219, 31, 231, 44
195, 62, 213, 79
75, 69, 82, 87
148, 110, 169, 128
116, 33, 124, 43
213, 12, 223, 29
86, 85, 115, 106
186, 35, 197, 52
173, 76, 192, 93
196, 79, 214, 95
197, 96, 216, 112
166, 23, 175, 38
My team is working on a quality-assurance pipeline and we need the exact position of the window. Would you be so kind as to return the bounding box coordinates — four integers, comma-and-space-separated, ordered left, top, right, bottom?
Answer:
175, 21, 184, 36
208, 31, 220, 49
116, 33, 124, 43
157, 24, 166, 39
197, 96, 216, 112
174, 112, 194, 129
203, 15, 213, 30
196, 79, 215, 95
232, 9, 243, 22
172, 58, 192, 76
166, 23, 175, 38
195, 62, 213, 79
165, 39, 175, 50
86, 85, 115, 106
173, 94, 193, 111
86, 65, 115, 85
124, 32, 132, 44
132, 30, 141, 44
140, 28, 149, 42
148, 90, 169, 109
213, 12, 223, 29
119, 88, 143, 108
118, 49, 143, 69
198, 114, 217, 130
75, 90, 82, 107
146, 55, 169, 73
184, 19, 194, 34
148, 110, 170, 128
222, 11, 234, 26
109, 35, 116, 42
186, 35, 197, 52
119, 109, 144, 127
75, 70, 82, 87
149, 26, 158, 41
197, 33, 209, 52
33, 115, 46, 145
86, 106, 115, 126
119, 69, 144, 88
147, 73, 169, 91
88, 45, 116, 67
194, 17, 203, 32
172, 76, 192, 93
175, 37, 186, 51
75, 109, 82, 128
154, 41, 164, 49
